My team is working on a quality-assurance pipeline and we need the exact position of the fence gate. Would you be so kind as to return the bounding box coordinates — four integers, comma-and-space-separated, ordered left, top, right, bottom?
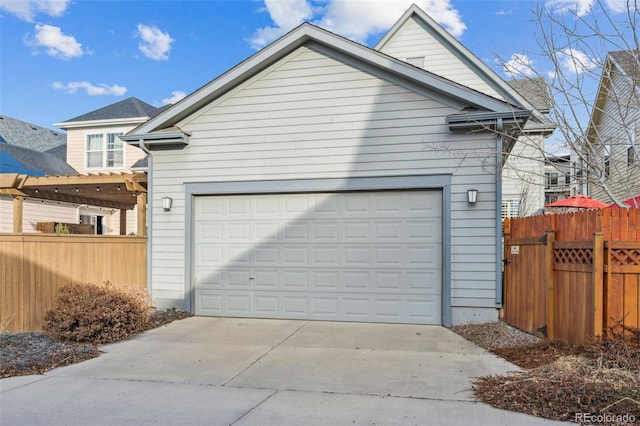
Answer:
503, 229, 549, 339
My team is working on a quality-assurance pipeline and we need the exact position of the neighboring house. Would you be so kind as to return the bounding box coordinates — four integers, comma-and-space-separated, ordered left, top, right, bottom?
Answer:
544, 154, 571, 205
375, 6, 555, 219
586, 50, 640, 203
0, 115, 78, 232
122, 5, 538, 326
504, 78, 555, 216
54, 97, 162, 235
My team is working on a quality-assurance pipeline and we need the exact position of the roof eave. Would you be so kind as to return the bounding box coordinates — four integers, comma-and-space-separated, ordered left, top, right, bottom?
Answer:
54, 116, 150, 130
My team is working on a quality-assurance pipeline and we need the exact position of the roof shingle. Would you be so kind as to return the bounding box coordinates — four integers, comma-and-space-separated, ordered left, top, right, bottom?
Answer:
59, 97, 164, 124
0, 115, 66, 158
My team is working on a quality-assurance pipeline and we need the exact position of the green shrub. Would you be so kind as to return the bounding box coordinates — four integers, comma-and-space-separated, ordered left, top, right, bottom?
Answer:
43, 282, 152, 344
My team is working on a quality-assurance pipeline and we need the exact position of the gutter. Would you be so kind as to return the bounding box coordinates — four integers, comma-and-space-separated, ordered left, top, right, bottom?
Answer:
447, 111, 522, 310
120, 130, 189, 306
446, 110, 531, 130
120, 131, 189, 148
137, 138, 153, 298
495, 119, 504, 309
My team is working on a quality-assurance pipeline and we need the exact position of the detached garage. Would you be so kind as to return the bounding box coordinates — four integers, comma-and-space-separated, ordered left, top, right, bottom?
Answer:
122, 20, 530, 326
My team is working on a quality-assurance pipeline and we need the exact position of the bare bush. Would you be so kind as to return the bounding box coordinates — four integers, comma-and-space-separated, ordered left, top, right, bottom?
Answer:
43, 282, 152, 344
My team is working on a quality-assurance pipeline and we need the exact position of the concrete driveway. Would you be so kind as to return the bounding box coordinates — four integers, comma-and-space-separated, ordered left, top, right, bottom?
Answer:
1, 317, 567, 425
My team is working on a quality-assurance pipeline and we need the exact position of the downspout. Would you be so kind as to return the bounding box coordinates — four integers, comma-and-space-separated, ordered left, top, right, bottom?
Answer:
495, 119, 504, 308
138, 139, 153, 296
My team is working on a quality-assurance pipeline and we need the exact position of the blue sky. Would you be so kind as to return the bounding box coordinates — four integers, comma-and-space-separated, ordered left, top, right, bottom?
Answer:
0, 0, 633, 133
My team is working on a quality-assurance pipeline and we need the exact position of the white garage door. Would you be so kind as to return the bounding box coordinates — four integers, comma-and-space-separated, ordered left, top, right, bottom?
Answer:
193, 190, 442, 324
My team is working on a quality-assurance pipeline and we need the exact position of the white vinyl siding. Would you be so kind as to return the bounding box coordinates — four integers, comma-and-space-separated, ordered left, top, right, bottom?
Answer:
502, 134, 546, 216
589, 66, 640, 202
377, 17, 504, 100
148, 46, 499, 324
378, 16, 547, 215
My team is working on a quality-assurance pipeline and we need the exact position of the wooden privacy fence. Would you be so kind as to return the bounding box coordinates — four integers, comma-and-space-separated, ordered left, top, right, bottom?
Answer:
503, 208, 640, 345
1, 234, 146, 332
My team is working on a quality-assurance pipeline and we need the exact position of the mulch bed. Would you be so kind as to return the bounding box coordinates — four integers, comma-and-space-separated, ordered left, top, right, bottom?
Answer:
472, 332, 640, 424
1, 309, 191, 379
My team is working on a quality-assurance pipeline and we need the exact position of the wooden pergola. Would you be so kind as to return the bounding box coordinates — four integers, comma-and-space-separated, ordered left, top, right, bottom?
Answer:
0, 172, 147, 236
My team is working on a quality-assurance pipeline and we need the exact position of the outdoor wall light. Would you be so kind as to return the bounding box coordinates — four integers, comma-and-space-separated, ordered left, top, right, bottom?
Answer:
162, 196, 173, 212
467, 189, 478, 204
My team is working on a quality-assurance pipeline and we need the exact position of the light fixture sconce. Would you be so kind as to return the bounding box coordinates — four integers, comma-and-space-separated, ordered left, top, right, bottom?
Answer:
162, 196, 173, 212
467, 189, 478, 204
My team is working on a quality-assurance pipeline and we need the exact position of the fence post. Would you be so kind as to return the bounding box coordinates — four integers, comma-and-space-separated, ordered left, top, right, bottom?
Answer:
502, 225, 510, 321
545, 229, 556, 340
592, 232, 604, 337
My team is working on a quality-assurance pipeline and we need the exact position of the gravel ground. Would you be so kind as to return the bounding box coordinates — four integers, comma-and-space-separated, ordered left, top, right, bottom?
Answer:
450, 320, 542, 350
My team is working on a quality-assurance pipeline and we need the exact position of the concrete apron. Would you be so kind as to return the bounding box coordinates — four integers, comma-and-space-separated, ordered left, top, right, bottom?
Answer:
1, 318, 565, 425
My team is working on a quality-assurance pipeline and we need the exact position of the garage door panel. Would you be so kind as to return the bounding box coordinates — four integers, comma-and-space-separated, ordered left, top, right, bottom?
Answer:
194, 190, 442, 324
197, 290, 440, 323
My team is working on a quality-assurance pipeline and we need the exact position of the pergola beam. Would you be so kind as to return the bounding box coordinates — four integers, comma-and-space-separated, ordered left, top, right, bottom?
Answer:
22, 189, 135, 210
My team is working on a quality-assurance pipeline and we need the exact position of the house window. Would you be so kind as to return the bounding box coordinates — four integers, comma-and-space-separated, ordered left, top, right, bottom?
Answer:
545, 172, 558, 188
86, 133, 124, 169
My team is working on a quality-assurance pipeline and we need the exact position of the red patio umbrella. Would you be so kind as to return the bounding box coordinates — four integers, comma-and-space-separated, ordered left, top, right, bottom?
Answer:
609, 194, 640, 208
545, 194, 609, 209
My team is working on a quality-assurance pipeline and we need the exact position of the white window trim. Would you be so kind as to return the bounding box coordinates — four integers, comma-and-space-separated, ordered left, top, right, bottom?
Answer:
84, 130, 127, 171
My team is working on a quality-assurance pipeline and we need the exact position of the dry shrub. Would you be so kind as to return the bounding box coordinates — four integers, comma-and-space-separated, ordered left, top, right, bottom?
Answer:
43, 282, 152, 344
473, 328, 640, 423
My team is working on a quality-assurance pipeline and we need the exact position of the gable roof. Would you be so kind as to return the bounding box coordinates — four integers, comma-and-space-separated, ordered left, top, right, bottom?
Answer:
587, 50, 640, 143
375, 4, 552, 128
125, 22, 525, 141
56, 97, 165, 128
0, 115, 66, 158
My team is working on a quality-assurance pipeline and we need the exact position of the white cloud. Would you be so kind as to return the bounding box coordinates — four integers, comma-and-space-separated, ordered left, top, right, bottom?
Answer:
545, 0, 594, 16
25, 24, 84, 60
249, 0, 314, 49
249, 0, 466, 49
161, 90, 186, 105
495, 9, 514, 16
0, 0, 70, 22
503, 53, 537, 78
52, 81, 127, 96
137, 24, 174, 60
545, 0, 630, 16
556, 48, 598, 74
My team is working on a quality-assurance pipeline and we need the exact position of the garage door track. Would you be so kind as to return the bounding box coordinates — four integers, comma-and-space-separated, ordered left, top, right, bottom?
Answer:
1, 317, 566, 425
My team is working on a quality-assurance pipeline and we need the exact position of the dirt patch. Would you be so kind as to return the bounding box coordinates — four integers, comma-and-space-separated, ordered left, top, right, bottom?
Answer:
1, 309, 191, 379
